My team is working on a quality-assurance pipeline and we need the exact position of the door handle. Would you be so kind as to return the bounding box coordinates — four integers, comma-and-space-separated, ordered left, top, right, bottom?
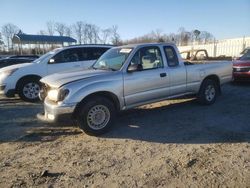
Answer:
160, 73, 167, 77
74, 65, 80, 67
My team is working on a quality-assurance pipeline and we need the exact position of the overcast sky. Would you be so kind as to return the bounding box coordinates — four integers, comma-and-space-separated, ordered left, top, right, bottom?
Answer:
1, 0, 250, 40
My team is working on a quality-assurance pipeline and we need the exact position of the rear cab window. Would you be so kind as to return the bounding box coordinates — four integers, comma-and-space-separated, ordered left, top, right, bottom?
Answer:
164, 46, 179, 67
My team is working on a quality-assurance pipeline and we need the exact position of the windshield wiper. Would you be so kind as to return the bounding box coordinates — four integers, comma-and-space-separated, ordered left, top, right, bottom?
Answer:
90, 66, 97, 70
92, 67, 116, 71
105, 67, 117, 71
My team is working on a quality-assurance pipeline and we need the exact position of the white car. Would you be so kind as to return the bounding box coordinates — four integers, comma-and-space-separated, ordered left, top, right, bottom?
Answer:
0, 45, 112, 102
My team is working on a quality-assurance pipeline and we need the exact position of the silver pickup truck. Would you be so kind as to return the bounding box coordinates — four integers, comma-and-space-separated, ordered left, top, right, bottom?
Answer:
37, 43, 232, 135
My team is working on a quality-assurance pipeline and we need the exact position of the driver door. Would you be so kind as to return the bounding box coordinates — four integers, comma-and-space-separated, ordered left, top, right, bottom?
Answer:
123, 46, 170, 107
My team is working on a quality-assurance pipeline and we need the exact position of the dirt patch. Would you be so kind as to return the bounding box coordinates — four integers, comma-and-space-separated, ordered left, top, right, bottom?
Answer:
0, 83, 249, 187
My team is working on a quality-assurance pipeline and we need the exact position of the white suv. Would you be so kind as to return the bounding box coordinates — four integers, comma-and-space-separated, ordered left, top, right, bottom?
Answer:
0, 45, 112, 102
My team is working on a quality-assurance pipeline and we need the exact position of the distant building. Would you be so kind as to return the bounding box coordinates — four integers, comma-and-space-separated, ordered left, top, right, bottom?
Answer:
178, 36, 250, 57
12, 33, 77, 54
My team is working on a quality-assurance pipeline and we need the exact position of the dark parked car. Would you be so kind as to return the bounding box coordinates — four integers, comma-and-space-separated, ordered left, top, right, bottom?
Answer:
0, 57, 35, 69
6, 55, 39, 59
233, 48, 250, 81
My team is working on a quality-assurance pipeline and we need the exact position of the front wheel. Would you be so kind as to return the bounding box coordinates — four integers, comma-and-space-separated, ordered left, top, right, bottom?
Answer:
198, 79, 218, 105
17, 78, 41, 102
76, 97, 116, 136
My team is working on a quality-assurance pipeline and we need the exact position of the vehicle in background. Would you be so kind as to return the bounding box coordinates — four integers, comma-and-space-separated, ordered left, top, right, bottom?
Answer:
0, 57, 36, 69
239, 47, 250, 57
0, 45, 112, 102
37, 43, 232, 136
180, 49, 232, 63
6, 55, 40, 59
0, 55, 8, 59
233, 48, 250, 81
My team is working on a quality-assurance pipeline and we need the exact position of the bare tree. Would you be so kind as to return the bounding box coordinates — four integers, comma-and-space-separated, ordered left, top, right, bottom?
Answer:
200, 31, 214, 44
100, 28, 112, 44
193, 29, 201, 40
65, 26, 73, 37
38, 30, 47, 35
46, 21, 55, 36
92, 25, 100, 44
151, 29, 164, 41
81, 23, 100, 44
84, 24, 93, 43
1, 23, 19, 50
177, 27, 191, 46
0, 32, 3, 44
0, 32, 4, 51
55, 22, 67, 36
111, 25, 121, 45
73, 21, 85, 44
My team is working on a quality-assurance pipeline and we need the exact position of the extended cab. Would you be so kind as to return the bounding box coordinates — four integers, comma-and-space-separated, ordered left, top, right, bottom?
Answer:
0, 45, 112, 102
38, 43, 232, 135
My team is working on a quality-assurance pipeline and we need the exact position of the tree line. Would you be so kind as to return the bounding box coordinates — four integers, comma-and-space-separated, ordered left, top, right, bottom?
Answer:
0, 21, 214, 53
0, 22, 122, 52
123, 27, 214, 46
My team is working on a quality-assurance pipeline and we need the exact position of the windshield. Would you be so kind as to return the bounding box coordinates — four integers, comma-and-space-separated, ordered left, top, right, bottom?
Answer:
240, 49, 250, 55
239, 50, 250, 61
93, 47, 133, 71
33, 48, 61, 64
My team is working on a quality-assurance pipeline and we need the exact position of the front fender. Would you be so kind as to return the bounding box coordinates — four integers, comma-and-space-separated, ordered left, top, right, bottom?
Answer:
63, 79, 124, 109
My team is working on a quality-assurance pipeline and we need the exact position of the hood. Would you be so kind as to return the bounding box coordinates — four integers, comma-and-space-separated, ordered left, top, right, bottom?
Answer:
0, 62, 32, 72
40, 68, 114, 88
233, 60, 250, 67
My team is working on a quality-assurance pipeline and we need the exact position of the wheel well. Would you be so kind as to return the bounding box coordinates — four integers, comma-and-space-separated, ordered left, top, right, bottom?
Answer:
73, 91, 120, 117
200, 75, 221, 94
16, 75, 42, 91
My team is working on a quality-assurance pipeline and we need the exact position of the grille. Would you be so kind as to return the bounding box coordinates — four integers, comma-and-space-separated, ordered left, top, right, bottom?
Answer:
233, 67, 250, 72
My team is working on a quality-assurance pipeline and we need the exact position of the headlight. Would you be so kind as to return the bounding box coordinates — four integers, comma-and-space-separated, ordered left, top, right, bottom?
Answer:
47, 89, 59, 101
0, 68, 19, 80
47, 88, 69, 102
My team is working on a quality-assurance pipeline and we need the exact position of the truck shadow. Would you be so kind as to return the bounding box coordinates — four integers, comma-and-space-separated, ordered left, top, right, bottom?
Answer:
1, 82, 249, 144
18, 127, 82, 142
103, 98, 250, 144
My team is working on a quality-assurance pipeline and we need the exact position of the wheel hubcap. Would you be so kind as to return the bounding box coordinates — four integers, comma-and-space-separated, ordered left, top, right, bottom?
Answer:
23, 82, 40, 99
205, 85, 216, 102
87, 105, 110, 130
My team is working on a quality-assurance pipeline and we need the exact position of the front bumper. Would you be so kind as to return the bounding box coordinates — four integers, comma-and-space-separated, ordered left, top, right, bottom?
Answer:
0, 84, 15, 97
0, 75, 17, 97
37, 98, 76, 123
233, 72, 250, 81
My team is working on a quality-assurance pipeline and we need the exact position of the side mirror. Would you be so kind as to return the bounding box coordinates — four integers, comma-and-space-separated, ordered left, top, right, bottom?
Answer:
127, 64, 139, 72
48, 58, 55, 64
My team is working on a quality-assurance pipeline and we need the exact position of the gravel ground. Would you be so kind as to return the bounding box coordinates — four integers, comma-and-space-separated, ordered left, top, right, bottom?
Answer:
0, 83, 249, 187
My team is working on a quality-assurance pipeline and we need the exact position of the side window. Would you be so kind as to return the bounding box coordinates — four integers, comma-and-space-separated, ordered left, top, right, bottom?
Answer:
91, 47, 109, 60
130, 46, 163, 70
164, 46, 179, 67
53, 48, 80, 64
79, 47, 109, 61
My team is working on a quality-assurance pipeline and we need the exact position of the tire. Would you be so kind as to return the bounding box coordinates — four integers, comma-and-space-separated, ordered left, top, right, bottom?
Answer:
198, 79, 218, 105
76, 96, 116, 136
17, 78, 41, 102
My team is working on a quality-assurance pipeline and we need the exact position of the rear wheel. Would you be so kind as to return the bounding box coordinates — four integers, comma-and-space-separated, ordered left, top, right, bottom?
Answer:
198, 79, 218, 105
17, 78, 41, 102
76, 97, 116, 136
